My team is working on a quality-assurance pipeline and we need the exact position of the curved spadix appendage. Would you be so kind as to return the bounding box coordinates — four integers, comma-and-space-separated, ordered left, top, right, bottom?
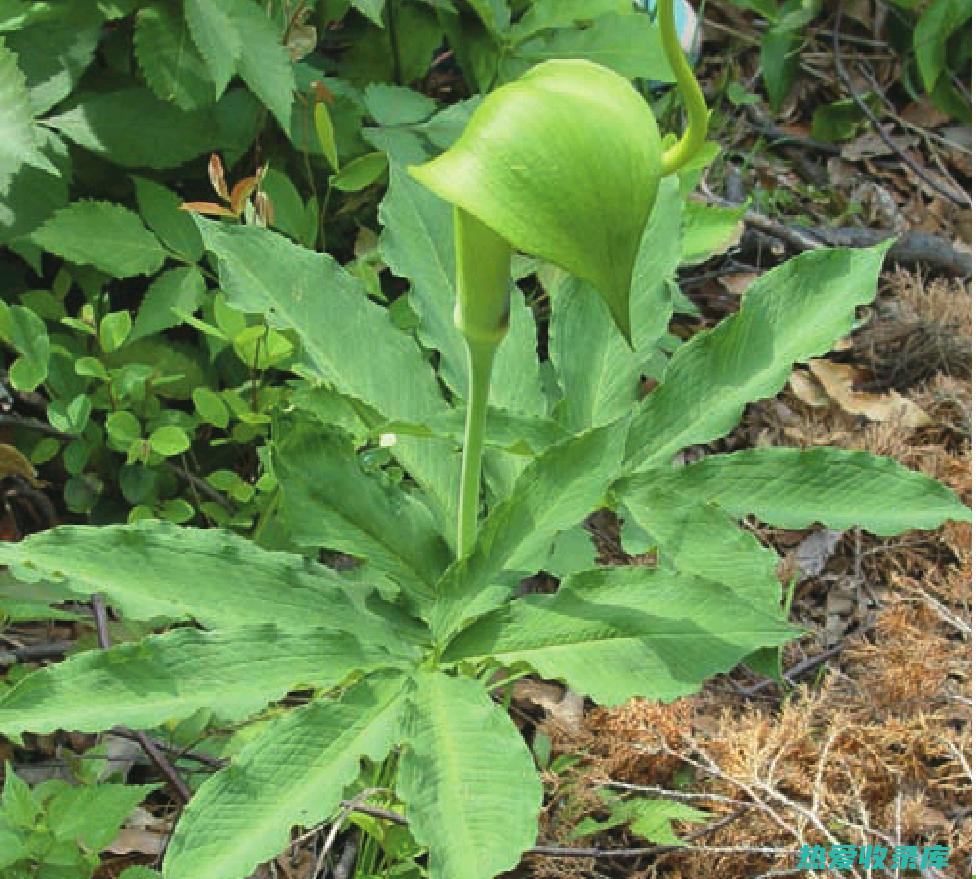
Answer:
409, 59, 661, 346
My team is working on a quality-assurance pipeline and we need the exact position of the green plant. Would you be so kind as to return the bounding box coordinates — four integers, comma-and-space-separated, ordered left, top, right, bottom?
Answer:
0, 758, 156, 879
730, 0, 821, 111
0, 6, 970, 879
886, 0, 971, 121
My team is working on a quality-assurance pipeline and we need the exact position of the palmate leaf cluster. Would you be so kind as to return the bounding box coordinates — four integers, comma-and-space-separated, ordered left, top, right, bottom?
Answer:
0, 173, 970, 878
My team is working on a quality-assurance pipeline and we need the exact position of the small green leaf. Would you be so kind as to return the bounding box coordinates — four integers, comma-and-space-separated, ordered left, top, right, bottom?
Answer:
149, 424, 191, 456
914, 0, 970, 92
47, 394, 91, 436
0, 303, 48, 391
32, 201, 166, 278
106, 410, 142, 446
99, 310, 133, 352
314, 102, 340, 172
47, 783, 158, 851
74, 356, 109, 379
627, 799, 709, 846
332, 150, 388, 192
133, 176, 205, 262
131, 266, 207, 341
364, 83, 435, 125
681, 202, 745, 265
193, 387, 230, 428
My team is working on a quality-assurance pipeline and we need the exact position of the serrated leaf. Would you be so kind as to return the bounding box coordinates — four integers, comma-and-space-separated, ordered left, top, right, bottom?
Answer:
46, 87, 220, 169
135, 1, 216, 110
627, 799, 709, 846
227, 0, 296, 131
163, 672, 407, 879
131, 266, 206, 341
193, 218, 459, 534
184, 0, 242, 96
397, 672, 541, 879
0, 303, 48, 391
0, 625, 406, 737
431, 422, 626, 636
47, 782, 158, 851
0, 38, 51, 194
443, 566, 800, 704
32, 201, 165, 277
276, 425, 452, 612
5, 9, 101, 114
624, 243, 892, 470
132, 176, 205, 261
622, 447, 971, 536
0, 520, 395, 637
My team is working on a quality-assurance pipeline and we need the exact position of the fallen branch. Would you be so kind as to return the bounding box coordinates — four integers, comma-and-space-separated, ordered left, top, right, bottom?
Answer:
91, 594, 192, 805
701, 190, 972, 277
0, 640, 74, 666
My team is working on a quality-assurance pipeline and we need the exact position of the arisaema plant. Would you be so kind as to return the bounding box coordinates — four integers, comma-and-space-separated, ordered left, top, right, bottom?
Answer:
0, 2, 968, 878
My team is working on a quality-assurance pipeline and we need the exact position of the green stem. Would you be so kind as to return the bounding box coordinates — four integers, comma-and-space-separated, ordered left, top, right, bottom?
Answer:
452, 208, 511, 558
658, 0, 709, 176
457, 338, 495, 556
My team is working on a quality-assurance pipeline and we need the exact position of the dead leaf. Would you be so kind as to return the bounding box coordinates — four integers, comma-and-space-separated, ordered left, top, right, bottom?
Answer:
794, 528, 845, 580
0, 444, 42, 487
718, 272, 758, 296
807, 359, 932, 427
511, 679, 584, 730
106, 806, 169, 856
789, 368, 829, 408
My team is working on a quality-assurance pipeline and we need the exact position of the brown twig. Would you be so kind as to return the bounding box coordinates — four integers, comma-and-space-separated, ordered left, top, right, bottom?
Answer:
0, 640, 74, 666
91, 594, 192, 805
831, 5, 971, 208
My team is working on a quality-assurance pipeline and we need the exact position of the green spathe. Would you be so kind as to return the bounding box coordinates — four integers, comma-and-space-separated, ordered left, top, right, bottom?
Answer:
410, 58, 661, 344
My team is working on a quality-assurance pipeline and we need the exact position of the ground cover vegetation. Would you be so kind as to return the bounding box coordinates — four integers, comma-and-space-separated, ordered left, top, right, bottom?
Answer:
0, 1, 970, 877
